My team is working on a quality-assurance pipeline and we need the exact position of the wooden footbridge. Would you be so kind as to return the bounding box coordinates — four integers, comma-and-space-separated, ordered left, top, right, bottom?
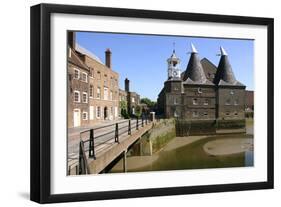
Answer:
68, 116, 153, 175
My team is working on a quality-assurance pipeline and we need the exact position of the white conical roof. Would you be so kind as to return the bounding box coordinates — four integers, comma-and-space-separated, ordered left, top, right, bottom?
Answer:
220, 46, 228, 56
191, 43, 198, 53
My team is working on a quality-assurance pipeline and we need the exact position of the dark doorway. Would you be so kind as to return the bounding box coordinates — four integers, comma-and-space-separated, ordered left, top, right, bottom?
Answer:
104, 107, 108, 120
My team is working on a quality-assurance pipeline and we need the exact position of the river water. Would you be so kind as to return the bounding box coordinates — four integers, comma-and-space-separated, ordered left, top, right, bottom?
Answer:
109, 122, 254, 173
107, 118, 254, 173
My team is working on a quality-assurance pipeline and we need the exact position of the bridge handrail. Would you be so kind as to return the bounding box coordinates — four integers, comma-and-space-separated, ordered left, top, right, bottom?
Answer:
80, 119, 129, 135
78, 115, 151, 173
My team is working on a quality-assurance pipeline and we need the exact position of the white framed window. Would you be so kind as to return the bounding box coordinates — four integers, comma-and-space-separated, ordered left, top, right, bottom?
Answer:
104, 87, 108, 100
89, 68, 94, 77
174, 98, 178, 105
74, 68, 80, 79
97, 71, 101, 79
74, 91, 80, 102
192, 111, 198, 117
82, 111, 88, 120
132, 97, 135, 103
82, 92, 88, 103
82, 72, 88, 82
100, 106, 103, 118
110, 91, 113, 100
193, 98, 198, 105
174, 110, 179, 118
234, 99, 239, 105
96, 106, 101, 118
89, 85, 93, 98
97, 87, 101, 99
225, 99, 231, 105
204, 99, 209, 105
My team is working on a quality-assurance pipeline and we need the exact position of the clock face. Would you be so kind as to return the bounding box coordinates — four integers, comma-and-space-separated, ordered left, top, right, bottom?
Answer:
173, 71, 178, 77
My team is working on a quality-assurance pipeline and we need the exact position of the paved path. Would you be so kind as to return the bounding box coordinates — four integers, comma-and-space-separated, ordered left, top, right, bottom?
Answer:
67, 119, 139, 169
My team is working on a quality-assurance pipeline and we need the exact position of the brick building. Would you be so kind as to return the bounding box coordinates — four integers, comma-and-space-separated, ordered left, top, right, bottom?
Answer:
67, 32, 142, 128
80, 48, 119, 124
67, 32, 120, 127
119, 78, 140, 116
67, 47, 91, 128
158, 44, 246, 129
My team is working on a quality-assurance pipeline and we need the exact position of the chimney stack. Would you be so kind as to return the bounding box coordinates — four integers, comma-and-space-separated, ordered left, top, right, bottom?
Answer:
67, 31, 76, 49
105, 48, 112, 69
125, 78, 130, 92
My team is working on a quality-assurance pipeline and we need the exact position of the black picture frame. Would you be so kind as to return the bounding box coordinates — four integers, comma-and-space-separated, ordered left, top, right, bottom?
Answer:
30, 3, 274, 204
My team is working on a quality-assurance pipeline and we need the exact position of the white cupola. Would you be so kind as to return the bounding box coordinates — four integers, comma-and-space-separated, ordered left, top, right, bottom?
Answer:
167, 49, 181, 80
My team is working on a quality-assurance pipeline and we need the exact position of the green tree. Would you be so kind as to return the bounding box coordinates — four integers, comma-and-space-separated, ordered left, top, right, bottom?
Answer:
120, 100, 129, 119
140, 98, 156, 108
135, 105, 142, 118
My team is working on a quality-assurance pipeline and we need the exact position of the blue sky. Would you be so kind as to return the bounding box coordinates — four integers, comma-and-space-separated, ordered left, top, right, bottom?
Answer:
76, 32, 254, 101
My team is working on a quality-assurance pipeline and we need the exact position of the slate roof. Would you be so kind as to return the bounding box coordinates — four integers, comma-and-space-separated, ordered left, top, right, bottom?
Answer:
213, 47, 244, 86
182, 44, 214, 85
68, 47, 89, 71
200, 58, 217, 83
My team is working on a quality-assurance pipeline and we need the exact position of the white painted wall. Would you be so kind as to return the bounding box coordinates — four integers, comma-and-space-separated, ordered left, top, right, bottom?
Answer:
0, 0, 280, 206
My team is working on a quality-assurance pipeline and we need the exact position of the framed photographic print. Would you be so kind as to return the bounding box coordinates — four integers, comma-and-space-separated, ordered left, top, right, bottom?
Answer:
30, 3, 274, 203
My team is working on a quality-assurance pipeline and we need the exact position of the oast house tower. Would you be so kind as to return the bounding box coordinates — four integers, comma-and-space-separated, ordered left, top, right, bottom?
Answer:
157, 44, 246, 134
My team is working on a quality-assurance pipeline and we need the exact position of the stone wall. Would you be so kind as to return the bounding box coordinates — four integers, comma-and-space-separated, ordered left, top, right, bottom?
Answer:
175, 118, 246, 136
217, 87, 245, 120
175, 119, 216, 136
140, 119, 176, 155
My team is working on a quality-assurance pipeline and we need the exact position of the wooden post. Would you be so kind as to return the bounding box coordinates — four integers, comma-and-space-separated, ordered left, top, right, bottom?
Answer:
136, 117, 139, 130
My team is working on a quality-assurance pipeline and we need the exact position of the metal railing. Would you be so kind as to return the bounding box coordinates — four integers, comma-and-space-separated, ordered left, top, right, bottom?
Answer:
78, 115, 151, 174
